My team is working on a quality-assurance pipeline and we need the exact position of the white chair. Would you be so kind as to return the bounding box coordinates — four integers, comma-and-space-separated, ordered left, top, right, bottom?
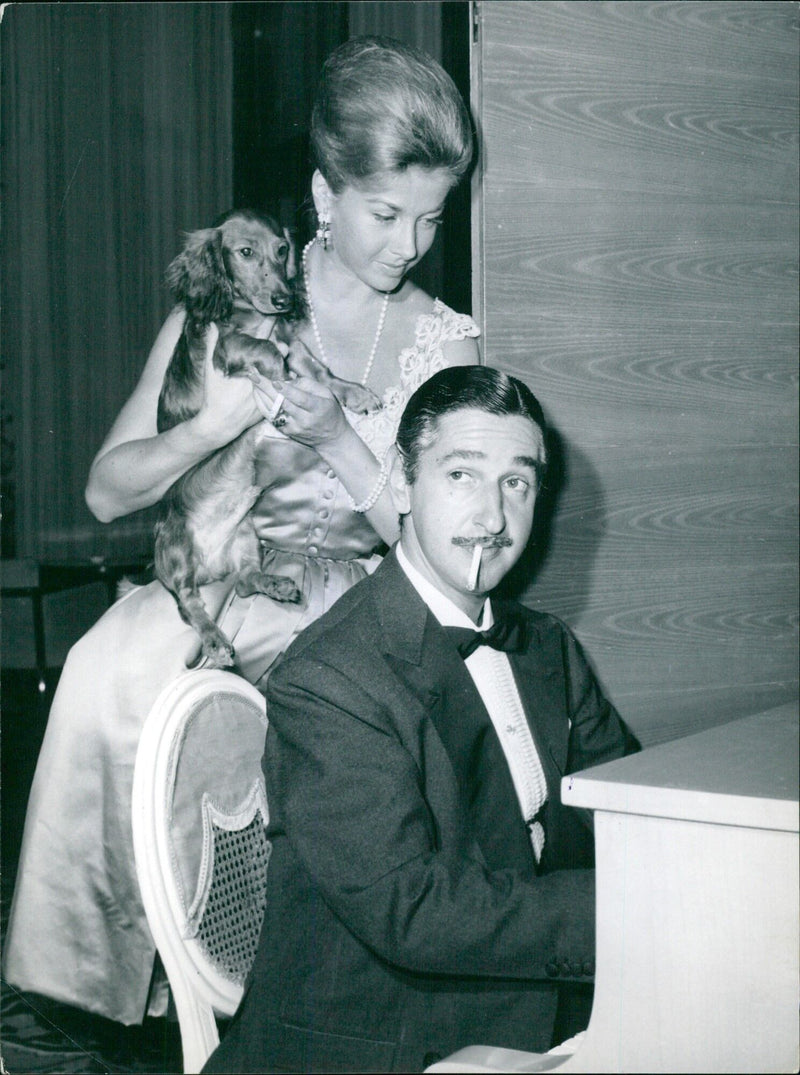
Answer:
132, 669, 270, 1073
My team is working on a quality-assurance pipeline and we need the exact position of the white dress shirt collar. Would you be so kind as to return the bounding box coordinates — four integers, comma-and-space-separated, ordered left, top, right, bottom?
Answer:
395, 541, 547, 863
395, 541, 493, 631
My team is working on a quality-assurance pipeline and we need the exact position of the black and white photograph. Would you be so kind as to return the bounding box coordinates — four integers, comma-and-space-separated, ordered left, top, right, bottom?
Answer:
1, 3, 798, 1073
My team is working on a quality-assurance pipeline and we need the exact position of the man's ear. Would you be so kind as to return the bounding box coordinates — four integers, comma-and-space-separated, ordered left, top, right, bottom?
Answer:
387, 446, 411, 516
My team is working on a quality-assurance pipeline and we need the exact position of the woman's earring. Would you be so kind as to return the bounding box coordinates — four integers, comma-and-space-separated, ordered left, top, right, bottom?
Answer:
316, 214, 331, 250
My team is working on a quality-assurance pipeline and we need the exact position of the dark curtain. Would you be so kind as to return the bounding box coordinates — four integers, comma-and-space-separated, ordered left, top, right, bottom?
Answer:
1, 1, 468, 564
1, 3, 233, 561
232, 2, 349, 229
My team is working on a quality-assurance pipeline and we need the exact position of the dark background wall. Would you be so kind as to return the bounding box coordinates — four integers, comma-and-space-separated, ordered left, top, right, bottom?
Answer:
0, 0, 470, 565
472, 0, 798, 745
1, 2, 235, 563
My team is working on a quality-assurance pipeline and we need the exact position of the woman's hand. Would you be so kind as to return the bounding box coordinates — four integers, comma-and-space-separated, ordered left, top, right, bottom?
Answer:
86, 311, 285, 523
251, 375, 350, 450
190, 324, 266, 448
252, 371, 399, 544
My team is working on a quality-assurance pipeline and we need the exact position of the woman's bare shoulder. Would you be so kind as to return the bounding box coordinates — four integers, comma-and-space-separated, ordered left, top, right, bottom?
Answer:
391, 279, 437, 319
376, 281, 480, 379
393, 279, 478, 324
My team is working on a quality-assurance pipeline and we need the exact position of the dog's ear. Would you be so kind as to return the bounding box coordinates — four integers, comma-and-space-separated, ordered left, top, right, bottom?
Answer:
165, 227, 234, 324
283, 227, 297, 281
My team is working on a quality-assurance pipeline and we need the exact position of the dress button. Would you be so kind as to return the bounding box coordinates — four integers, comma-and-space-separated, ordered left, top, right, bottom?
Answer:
423, 1052, 443, 1068
545, 961, 559, 978
319, 509, 330, 520
307, 546, 318, 556
322, 488, 334, 500
326, 468, 336, 479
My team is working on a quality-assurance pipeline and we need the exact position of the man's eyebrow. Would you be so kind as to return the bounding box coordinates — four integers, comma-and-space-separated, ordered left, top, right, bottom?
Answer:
435, 449, 486, 464
514, 455, 543, 470
434, 449, 542, 470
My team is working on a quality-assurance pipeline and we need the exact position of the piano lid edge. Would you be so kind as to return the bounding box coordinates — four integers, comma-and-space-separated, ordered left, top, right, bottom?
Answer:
562, 703, 799, 832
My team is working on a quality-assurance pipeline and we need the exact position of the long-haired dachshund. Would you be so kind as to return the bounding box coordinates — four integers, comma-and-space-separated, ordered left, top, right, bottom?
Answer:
155, 209, 378, 670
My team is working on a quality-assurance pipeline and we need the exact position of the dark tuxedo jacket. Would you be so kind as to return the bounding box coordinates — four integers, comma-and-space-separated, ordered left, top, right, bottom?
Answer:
205, 549, 638, 1074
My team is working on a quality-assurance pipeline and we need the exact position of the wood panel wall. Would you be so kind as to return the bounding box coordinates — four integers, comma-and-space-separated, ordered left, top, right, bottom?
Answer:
471, 1, 798, 745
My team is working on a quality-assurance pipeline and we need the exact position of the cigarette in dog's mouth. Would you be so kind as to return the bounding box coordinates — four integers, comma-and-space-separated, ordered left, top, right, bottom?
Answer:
466, 544, 482, 592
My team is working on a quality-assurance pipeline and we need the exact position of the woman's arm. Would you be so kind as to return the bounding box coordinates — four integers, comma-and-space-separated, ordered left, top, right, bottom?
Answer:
440, 333, 480, 368
327, 333, 479, 541
255, 376, 401, 545
312, 415, 402, 545
249, 333, 481, 546
85, 313, 265, 522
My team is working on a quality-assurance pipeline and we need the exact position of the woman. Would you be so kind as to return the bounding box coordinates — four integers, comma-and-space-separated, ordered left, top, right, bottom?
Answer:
3, 36, 480, 1027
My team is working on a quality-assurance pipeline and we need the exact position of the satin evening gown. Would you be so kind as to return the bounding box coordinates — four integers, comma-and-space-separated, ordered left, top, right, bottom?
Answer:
3, 301, 479, 1025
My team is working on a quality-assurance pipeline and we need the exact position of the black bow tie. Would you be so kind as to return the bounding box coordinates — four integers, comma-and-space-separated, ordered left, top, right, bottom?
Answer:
444, 612, 528, 660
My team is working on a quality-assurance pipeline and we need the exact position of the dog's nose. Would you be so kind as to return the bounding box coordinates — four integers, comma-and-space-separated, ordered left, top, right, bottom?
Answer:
271, 292, 293, 312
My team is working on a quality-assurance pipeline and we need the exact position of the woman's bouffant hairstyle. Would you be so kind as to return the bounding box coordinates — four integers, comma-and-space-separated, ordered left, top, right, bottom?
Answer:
396, 366, 548, 486
311, 36, 474, 192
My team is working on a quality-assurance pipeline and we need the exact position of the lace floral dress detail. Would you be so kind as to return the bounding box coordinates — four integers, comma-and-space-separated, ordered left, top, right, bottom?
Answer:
347, 299, 480, 461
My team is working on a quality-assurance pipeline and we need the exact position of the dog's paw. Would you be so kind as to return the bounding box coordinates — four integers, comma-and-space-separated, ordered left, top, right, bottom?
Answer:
190, 630, 236, 669
263, 573, 303, 604
204, 645, 236, 669
337, 383, 383, 415
235, 570, 302, 604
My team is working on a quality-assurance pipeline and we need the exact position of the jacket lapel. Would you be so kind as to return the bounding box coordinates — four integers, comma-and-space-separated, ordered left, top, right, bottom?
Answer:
370, 552, 536, 876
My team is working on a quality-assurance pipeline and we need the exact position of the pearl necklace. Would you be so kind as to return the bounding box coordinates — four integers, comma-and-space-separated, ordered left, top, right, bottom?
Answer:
301, 238, 389, 387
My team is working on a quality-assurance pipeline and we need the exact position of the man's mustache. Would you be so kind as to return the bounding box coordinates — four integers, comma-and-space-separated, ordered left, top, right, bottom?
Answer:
451, 536, 513, 548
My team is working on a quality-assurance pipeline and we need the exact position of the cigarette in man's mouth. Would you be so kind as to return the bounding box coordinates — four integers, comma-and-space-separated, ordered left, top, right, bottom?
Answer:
466, 544, 482, 592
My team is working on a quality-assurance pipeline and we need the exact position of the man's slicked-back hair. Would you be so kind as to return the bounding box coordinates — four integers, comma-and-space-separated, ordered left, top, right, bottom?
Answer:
396, 365, 548, 484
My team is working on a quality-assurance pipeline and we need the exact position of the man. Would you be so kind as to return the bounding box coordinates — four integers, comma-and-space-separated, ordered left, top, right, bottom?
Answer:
204, 366, 639, 1074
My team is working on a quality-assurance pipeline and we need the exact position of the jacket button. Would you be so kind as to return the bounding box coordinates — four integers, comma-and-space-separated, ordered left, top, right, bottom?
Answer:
583, 959, 595, 977
423, 1051, 443, 1067
545, 960, 559, 977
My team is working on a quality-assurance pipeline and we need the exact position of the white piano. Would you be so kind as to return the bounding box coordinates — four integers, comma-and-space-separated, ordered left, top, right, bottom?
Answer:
428, 702, 799, 1074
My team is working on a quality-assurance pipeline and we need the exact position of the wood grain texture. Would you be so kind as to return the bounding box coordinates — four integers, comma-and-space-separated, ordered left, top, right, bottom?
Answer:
472, 1, 798, 744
